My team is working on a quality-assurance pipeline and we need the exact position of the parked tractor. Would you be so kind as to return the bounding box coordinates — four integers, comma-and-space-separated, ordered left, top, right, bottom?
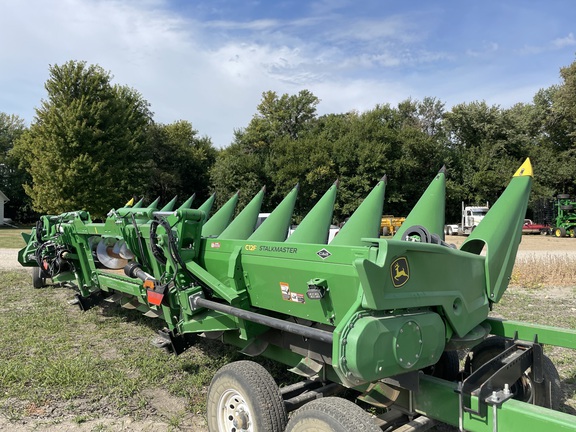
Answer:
18, 159, 576, 431
552, 194, 576, 237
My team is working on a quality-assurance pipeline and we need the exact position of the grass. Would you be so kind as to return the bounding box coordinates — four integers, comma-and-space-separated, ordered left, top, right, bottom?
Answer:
0, 270, 249, 428
0, 227, 30, 249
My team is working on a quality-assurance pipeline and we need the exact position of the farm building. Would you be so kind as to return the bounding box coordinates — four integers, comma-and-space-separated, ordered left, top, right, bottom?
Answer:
0, 191, 9, 224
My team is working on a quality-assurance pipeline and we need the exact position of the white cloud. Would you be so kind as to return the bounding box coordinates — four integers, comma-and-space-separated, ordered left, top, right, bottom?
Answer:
520, 32, 576, 55
466, 42, 499, 58
327, 16, 418, 44
202, 19, 279, 32
552, 32, 576, 48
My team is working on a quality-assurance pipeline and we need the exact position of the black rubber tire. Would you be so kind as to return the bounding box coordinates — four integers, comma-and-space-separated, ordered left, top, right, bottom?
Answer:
554, 227, 567, 238
423, 350, 460, 382
285, 397, 381, 432
32, 267, 47, 289
206, 360, 287, 432
447, 226, 454, 236
465, 337, 562, 409
570, 229, 576, 238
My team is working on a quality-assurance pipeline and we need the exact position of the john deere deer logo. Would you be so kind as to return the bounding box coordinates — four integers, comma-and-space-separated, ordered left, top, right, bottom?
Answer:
391, 257, 409, 288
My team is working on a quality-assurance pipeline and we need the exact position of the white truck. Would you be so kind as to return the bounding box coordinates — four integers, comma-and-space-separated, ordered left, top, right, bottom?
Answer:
444, 202, 489, 236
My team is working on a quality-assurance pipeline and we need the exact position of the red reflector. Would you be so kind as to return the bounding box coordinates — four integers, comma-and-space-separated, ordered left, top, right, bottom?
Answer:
147, 290, 164, 306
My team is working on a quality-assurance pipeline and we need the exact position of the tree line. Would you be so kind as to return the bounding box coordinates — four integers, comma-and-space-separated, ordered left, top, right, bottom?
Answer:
1, 59, 575, 224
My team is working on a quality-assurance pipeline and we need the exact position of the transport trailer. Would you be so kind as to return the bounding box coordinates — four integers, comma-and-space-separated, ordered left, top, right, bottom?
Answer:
18, 159, 576, 431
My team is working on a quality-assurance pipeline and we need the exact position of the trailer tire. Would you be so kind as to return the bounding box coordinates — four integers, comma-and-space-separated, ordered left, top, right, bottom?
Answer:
285, 397, 381, 432
465, 337, 562, 409
32, 267, 47, 289
423, 350, 460, 382
207, 360, 287, 432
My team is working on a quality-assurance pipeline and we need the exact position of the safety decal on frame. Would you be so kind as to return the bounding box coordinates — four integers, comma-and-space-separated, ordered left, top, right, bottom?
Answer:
291, 292, 305, 303
280, 282, 305, 303
280, 282, 291, 300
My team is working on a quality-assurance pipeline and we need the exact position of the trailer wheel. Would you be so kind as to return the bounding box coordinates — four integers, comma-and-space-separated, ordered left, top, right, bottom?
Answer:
554, 227, 566, 238
465, 337, 562, 409
207, 360, 287, 432
285, 397, 381, 432
32, 267, 47, 288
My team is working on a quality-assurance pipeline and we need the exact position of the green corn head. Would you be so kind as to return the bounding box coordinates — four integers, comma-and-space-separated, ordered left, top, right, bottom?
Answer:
19, 159, 533, 388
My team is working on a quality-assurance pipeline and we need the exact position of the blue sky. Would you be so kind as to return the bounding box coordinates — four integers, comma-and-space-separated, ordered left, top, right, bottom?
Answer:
1, 0, 575, 148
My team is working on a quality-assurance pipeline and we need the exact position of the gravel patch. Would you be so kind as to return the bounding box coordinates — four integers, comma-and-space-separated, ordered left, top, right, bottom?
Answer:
0, 249, 24, 270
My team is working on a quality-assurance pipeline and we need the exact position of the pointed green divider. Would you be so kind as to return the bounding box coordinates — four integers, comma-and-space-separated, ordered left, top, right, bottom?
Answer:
202, 192, 239, 237
249, 185, 299, 242
132, 198, 144, 208
286, 181, 338, 244
218, 188, 265, 240
393, 167, 446, 241
197, 193, 215, 216
329, 177, 386, 246
178, 194, 196, 210
160, 196, 178, 212
124, 198, 135, 207
461, 158, 533, 303
146, 197, 160, 210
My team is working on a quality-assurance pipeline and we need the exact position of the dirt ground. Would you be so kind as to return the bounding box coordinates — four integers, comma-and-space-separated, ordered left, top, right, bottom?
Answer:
1, 235, 575, 431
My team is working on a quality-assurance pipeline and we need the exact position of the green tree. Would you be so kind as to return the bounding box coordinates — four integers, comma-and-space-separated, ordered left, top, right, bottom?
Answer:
13, 61, 152, 217
538, 60, 576, 195
147, 120, 217, 205
0, 113, 35, 222
256, 89, 319, 140
443, 102, 524, 208
211, 90, 320, 211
